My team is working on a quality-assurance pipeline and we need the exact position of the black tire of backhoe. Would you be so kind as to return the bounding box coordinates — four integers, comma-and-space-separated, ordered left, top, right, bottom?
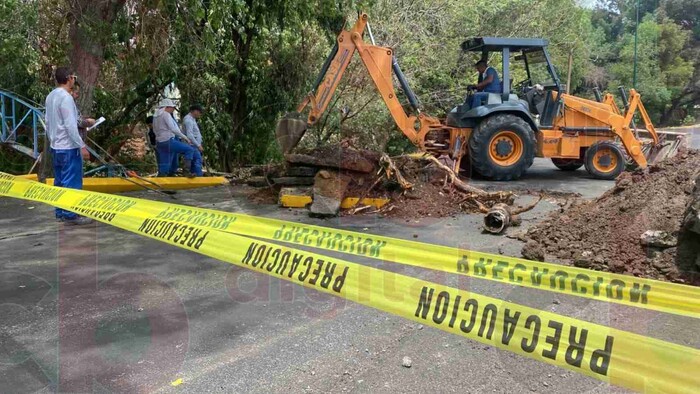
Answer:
468, 114, 536, 181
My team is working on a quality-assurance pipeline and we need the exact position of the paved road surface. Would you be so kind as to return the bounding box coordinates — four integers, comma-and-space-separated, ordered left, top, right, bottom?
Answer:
1, 161, 697, 393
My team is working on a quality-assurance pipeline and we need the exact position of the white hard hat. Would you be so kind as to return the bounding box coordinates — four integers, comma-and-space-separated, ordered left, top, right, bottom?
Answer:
158, 98, 177, 108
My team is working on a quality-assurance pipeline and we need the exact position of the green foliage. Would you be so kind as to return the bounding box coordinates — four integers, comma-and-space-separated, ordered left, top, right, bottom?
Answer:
608, 16, 693, 122
0, 0, 698, 173
0, 0, 41, 96
590, 1, 699, 125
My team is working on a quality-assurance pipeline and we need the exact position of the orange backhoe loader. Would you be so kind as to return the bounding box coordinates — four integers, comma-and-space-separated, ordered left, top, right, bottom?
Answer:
277, 13, 671, 181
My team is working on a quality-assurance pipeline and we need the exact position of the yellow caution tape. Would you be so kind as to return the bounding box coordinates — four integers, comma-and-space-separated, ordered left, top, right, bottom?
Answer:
1, 174, 700, 392
4, 172, 700, 319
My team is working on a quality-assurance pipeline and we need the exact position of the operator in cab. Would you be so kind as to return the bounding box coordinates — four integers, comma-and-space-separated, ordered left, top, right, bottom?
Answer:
467, 60, 501, 108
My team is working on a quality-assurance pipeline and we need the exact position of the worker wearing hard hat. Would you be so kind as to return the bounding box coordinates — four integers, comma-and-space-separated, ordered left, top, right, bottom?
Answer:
153, 99, 199, 177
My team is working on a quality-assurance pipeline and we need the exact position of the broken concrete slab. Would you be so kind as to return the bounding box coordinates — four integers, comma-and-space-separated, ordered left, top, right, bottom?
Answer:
247, 176, 270, 187
285, 145, 377, 173
309, 194, 343, 217
271, 177, 315, 186
310, 170, 351, 217
285, 166, 318, 177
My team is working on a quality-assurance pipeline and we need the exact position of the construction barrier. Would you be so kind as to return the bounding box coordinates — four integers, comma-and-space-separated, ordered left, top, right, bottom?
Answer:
4, 172, 698, 319
1, 173, 700, 392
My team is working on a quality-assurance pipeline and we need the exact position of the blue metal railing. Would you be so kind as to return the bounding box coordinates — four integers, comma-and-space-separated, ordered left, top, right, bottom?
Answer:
0, 89, 45, 159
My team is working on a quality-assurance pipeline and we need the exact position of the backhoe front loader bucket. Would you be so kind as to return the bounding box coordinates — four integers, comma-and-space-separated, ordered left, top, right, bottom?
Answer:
640, 130, 688, 164
275, 112, 308, 154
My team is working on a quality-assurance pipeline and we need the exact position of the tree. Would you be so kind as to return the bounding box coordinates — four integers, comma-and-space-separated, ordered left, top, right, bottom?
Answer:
67, 0, 127, 115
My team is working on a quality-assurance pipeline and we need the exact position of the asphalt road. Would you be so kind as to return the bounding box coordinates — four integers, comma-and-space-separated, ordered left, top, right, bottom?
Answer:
1, 159, 698, 393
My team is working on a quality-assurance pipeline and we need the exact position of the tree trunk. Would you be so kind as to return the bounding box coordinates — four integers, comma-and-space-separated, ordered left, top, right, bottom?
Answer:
67, 0, 126, 116
222, 22, 255, 172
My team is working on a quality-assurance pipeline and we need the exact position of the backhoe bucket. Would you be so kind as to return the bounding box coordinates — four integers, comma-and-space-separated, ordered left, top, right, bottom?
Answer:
639, 130, 689, 165
275, 112, 308, 154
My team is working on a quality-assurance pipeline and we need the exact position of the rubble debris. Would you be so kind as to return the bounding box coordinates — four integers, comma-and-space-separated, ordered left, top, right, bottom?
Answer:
270, 177, 315, 186
285, 145, 378, 173
640, 231, 678, 248
523, 149, 700, 283
285, 166, 318, 177
309, 170, 351, 217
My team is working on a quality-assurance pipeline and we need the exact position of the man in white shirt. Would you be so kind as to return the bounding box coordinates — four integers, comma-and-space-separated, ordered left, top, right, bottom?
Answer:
182, 104, 204, 176
153, 99, 198, 177
45, 67, 93, 225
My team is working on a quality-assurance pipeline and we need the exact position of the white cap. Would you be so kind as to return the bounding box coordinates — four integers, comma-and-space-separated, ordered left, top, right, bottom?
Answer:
158, 98, 177, 108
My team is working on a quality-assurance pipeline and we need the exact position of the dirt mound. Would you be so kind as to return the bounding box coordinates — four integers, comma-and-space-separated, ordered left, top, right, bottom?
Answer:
378, 156, 478, 218
523, 149, 700, 284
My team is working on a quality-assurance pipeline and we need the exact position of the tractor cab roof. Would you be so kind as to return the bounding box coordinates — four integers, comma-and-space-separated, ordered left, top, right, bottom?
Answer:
460, 37, 549, 53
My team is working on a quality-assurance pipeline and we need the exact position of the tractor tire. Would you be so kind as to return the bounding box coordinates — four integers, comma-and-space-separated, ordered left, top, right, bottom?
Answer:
468, 114, 536, 181
584, 141, 625, 180
551, 158, 584, 171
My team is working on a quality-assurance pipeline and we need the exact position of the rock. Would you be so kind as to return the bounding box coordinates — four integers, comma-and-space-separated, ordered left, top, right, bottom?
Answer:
615, 176, 633, 190
402, 356, 412, 368
521, 241, 545, 261
309, 170, 351, 218
574, 250, 594, 268
640, 230, 678, 248
310, 194, 342, 217
285, 145, 376, 173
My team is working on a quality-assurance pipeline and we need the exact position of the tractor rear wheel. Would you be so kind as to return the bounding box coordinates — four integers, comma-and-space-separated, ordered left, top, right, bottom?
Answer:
551, 158, 584, 171
584, 141, 625, 180
468, 114, 536, 181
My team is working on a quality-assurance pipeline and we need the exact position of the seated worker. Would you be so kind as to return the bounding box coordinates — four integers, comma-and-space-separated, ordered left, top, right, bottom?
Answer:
153, 99, 199, 177
467, 60, 502, 108
182, 104, 204, 177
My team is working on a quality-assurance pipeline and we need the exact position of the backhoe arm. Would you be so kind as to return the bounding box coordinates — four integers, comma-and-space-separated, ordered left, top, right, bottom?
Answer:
295, 13, 441, 147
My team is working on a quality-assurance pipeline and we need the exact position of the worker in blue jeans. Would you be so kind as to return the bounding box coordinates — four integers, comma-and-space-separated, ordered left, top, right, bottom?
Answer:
153, 99, 198, 177
467, 60, 502, 109
44, 67, 93, 225
182, 104, 205, 177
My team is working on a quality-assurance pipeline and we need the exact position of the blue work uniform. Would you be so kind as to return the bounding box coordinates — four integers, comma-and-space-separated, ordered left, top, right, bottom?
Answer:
480, 67, 501, 93
182, 113, 203, 177
153, 111, 197, 176
45, 87, 84, 220
471, 67, 502, 108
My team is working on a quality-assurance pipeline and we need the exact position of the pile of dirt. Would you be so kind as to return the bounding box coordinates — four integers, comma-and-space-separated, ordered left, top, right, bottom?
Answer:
378, 156, 479, 218
523, 149, 700, 284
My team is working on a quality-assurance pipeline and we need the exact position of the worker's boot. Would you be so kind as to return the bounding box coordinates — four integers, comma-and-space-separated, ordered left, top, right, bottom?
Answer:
183, 160, 196, 178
